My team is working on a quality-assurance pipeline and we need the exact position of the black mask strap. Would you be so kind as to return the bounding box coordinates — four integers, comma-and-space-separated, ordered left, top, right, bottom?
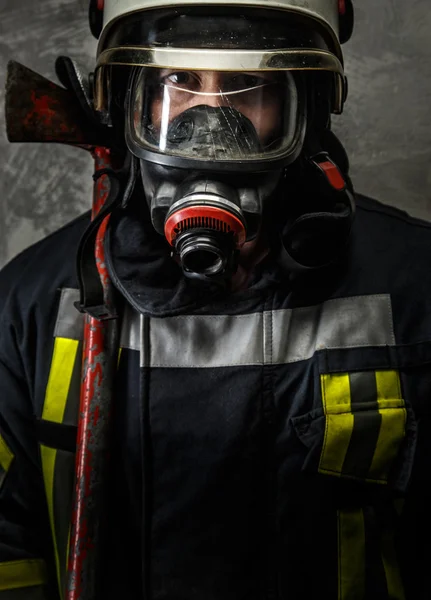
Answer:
277, 130, 356, 272
75, 153, 138, 319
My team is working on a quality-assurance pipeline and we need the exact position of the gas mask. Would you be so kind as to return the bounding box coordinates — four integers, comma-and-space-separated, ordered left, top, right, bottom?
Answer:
124, 65, 307, 283
91, 4, 351, 285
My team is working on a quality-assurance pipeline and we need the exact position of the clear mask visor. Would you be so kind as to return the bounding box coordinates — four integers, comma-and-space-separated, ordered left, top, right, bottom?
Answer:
128, 67, 303, 162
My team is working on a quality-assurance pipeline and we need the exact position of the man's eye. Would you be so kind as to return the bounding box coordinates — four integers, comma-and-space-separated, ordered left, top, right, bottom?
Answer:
164, 72, 194, 86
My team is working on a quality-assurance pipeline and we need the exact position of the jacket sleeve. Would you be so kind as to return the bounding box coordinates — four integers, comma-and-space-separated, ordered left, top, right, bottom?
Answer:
0, 307, 58, 599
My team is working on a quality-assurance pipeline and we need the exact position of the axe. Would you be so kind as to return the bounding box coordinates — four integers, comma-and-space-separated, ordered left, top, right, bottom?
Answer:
6, 58, 120, 600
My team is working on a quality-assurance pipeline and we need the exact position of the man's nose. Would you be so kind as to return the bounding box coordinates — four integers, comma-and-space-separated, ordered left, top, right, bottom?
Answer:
199, 74, 229, 107
201, 91, 229, 108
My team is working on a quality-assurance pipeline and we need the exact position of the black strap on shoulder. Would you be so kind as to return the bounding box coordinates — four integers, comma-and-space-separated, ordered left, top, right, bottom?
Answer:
36, 418, 77, 453
75, 154, 138, 320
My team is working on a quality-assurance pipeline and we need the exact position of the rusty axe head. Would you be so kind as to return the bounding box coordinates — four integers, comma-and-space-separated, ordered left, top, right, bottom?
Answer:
5, 60, 110, 150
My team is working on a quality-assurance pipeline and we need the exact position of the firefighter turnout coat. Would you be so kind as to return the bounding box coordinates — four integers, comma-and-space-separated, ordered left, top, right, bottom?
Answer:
0, 194, 431, 599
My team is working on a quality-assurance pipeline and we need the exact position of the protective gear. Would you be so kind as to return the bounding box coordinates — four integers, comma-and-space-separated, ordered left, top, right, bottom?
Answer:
127, 69, 303, 164
2, 195, 431, 599
125, 66, 306, 282
86, 0, 355, 286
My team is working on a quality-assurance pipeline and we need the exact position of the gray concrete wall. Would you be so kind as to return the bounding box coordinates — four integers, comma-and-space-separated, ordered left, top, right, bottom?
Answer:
1, 0, 430, 267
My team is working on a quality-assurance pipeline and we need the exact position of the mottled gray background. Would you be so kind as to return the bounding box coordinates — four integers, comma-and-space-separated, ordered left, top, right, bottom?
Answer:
0, 0, 430, 267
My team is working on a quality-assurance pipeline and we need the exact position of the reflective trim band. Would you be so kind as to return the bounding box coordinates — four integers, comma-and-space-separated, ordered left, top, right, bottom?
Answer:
41, 337, 80, 599
381, 527, 406, 600
55, 290, 395, 367
320, 371, 406, 484
40, 445, 60, 594
40, 448, 75, 600
337, 509, 366, 600
369, 371, 406, 482
0, 559, 47, 591
42, 338, 80, 424
133, 294, 396, 367
271, 295, 395, 362
320, 374, 353, 474
53, 289, 85, 343
0, 436, 14, 472
51, 449, 75, 598
375, 370, 402, 400
0, 435, 14, 490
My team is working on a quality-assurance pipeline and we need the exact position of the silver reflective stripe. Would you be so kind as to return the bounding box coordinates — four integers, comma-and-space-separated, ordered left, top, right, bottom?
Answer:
272, 295, 395, 364
53, 289, 84, 340
55, 289, 395, 368
138, 311, 264, 368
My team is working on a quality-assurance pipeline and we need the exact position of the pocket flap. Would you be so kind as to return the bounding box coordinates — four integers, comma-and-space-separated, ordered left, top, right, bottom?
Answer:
292, 370, 417, 493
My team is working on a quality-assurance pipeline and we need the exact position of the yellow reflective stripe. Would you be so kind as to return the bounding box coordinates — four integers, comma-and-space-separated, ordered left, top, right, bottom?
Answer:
321, 373, 351, 409
42, 338, 80, 423
0, 559, 47, 591
319, 374, 354, 475
375, 370, 402, 401
369, 371, 406, 482
41, 337, 79, 599
40, 445, 61, 596
0, 435, 14, 473
338, 509, 365, 600
368, 409, 406, 482
381, 527, 405, 600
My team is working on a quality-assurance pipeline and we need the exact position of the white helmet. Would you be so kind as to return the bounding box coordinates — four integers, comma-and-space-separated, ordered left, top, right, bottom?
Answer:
91, 0, 353, 116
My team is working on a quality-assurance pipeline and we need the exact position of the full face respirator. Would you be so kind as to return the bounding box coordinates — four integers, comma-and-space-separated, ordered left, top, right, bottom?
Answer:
124, 63, 307, 283
90, 1, 354, 286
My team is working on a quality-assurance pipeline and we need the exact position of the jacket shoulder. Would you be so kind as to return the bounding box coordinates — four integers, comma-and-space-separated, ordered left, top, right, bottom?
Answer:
0, 212, 90, 317
353, 194, 431, 263
345, 194, 431, 345
356, 194, 431, 231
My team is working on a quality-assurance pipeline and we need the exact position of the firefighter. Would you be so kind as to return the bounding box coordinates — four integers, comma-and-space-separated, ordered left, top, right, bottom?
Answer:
1, 0, 431, 598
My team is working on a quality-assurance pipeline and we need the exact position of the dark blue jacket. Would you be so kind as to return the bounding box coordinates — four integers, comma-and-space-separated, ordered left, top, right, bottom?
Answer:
1, 195, 430, 599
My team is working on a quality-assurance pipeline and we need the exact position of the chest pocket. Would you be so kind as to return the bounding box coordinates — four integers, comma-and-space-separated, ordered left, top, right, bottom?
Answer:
291, 368, 416, 600
320, 370, 410, 486
292, 369, 416, 492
